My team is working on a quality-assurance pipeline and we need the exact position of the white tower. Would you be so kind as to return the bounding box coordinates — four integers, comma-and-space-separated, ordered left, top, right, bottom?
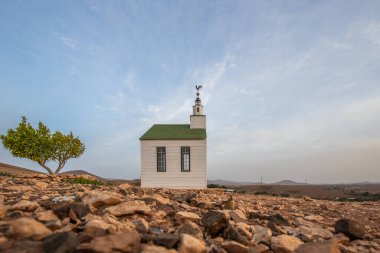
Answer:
190, 85, 206, 129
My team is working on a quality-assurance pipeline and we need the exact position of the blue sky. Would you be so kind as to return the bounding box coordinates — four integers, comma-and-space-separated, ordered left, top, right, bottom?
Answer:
0, 1, 379, 183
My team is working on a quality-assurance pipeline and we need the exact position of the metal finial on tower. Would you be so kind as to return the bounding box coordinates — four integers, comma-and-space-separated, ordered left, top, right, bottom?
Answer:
195, 85, 202, 104
195, 85, 202, 97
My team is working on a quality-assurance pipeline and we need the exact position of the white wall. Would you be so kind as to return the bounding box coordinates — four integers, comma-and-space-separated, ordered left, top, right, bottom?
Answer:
190, 115, 206, 129
140, 139, 207, 189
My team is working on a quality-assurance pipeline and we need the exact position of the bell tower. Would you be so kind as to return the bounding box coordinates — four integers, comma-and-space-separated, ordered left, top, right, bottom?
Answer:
190, 85, 206, 129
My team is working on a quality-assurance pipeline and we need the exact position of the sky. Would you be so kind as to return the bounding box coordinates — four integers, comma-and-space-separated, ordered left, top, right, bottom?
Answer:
0, 1, 379, 184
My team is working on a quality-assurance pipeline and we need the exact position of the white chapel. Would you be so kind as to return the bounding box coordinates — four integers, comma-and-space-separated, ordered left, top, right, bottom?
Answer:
140, 86, 207, 189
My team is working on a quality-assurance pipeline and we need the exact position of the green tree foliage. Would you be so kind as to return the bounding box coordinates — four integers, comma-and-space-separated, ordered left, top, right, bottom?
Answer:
1, 116, 85, 174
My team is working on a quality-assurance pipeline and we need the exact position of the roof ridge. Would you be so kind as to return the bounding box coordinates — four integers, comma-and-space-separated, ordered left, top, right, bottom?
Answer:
153, 124, 189, 125
140, 124, 206, 140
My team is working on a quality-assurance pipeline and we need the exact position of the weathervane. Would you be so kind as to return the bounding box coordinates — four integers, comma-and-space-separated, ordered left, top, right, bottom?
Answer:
195, 85, 202, 98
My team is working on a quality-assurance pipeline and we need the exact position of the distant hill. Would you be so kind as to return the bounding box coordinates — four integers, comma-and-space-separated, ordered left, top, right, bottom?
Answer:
207, 179, 261, 186
0, 162, 41, 175
0, 162, 135, 185
62, 170, 106, 181
63, 170, 137, 185
273, 180, 305, 185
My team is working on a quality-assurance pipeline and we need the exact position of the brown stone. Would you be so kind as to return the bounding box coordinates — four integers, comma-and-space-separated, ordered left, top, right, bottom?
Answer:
1, 239, 43, 253
9, 200, 39, 211
208, 245, 228, 253
224, 195, 235, 210
35, 210, 59, 222
84, 219, 111, 237
222, 241, 249, 253
7, 185, 33, 191
175, 211, 201, 224
77, 231, 140, 253
105, 200, 151, 216
0, 194, 5, 204
271, 235, 303, 253
119, 183, 132, 190
230, 210, 247, 223
253, 225, 272, 245
234, 223, 252, 241
141, 245, 178, 253
296, 224, 333, 242
0, 205, 7, 218
9, 217, 52, 240
178, 234, 207, 253
153, 194, 170, 205
82, 192, 122, 208
34, 181, 49, 189
295, 238, 340, 253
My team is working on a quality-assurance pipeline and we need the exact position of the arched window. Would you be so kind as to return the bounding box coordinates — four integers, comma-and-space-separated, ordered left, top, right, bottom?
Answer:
197, 107, 200, 113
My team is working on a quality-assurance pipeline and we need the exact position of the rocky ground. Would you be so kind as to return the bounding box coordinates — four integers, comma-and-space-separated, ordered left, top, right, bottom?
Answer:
0, 174, 379, 253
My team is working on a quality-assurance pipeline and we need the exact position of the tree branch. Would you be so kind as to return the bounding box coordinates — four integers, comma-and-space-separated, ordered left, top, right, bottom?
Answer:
54, 157, 69, 174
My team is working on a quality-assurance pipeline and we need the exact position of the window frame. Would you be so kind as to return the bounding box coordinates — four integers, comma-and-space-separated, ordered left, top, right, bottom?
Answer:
181, 146, 191, 172
156, 147, 166, 172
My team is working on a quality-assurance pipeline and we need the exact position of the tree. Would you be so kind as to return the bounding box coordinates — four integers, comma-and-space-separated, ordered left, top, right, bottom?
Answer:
1, 116, 85, 174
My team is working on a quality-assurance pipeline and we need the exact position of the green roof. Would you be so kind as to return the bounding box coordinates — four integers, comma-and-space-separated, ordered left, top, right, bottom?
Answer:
140, 124, 206, 140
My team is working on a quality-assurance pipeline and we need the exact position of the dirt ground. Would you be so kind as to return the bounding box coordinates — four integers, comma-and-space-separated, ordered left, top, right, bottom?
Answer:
232, 184, 380, 200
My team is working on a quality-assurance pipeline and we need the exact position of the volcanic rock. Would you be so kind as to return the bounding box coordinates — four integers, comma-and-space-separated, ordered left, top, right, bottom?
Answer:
335, 219, 365, 240
176, 221, 203, 239
201, 210, 229, 237
133, 218, 150, 233
53, 203, 89, 219
153, 233, 180, 249
42, 231, 78, 253
223, 225, 250, 245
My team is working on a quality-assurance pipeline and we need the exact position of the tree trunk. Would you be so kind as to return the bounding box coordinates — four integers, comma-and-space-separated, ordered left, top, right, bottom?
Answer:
38, 162, 54, 175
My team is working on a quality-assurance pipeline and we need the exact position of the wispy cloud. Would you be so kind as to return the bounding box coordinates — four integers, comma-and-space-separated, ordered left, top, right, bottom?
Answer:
60, 36, 76, 49
94, 105, 106, 111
